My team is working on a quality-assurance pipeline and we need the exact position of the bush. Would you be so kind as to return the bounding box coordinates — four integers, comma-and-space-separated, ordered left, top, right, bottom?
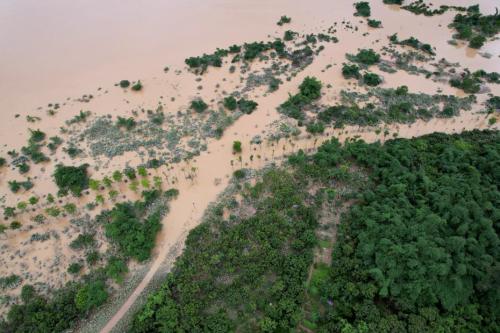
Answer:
119, 80, 130, 88
232, 141, 242, 154
86, 251, 100, 265
237, 99, 258, 114
70, 233, 95, 250
277, 15, 291, 26
299, 76, 322, 100
223, 96, 237, 111
353, 49, 380, 65
354, 2, 371, 17
53, 164, 89, 196
10, 221, 21, 229
18, 163, 30, 174
74, 280, 108, 312
383, 0, 403, 4
116, 116, 136, 130
284, 30, 296, 41
191, 99, 208, 113
342, 63, 361, 79
105, 257, 128, 283
233, 169, 246, 179
0, 157, 5, 167
29, 129, 46, 143
469, 35, 486, 49
363, 72, 382, 86
306, 121, 325, 134
67, 262, 83, 275
124, 167, 137, 180
367, 19, 381, 28
131, 81, 143, 91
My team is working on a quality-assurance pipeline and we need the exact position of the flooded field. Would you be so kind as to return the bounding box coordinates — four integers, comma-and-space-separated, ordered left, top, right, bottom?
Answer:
0, 0, 499, 332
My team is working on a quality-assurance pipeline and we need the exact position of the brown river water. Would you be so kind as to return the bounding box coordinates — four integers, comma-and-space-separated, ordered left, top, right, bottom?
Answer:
0, 1, 499, 332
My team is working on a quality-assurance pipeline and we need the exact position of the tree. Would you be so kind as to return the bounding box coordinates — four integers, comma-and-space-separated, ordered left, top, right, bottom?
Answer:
75, 281, 108, 312
53, 164, 89, 196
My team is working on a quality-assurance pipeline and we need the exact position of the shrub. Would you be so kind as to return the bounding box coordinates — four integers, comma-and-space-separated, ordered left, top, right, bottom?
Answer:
233, 169, 246, 179
29, 129, 46, 143
354, 2, 371, 17
45, 207, 61, 217
137, 166, 147, 177
284, 30, 296, 41
0, 157, 5, 167
277, 15, 291, 26
112, 170, 123, 182
63, 203, 77, 214
488, 117, 497, 125
8, 181, 21, 193
342, 63, 361, 79
67, 262, 83, 275
131, 81, 143, 91
116, 116, 136, 130
29, 196, 39, 205
86, 251, 100, 265
75, 280, 108, 312
232, 141, 242, 154
353, 49, 380, 65
363, 72, 382, 86
469, 35, 486, 49
10, 221, 21, 229
70, 233, 95, 250
4, 207, 16, 219
237, 99, 258, 114
17, 202, 27, 210
119, 80, 130, 88
223, 96, 237, 111
299, 76, 322, 100
124, 167, 137, 180
383, 0, 403, 4
191, 99, 208, 113
306, 121, 326, 134
367, 19, 381, 28
18, 163, 30, 174
106, 257, 129, 283
53, 164, 89, 196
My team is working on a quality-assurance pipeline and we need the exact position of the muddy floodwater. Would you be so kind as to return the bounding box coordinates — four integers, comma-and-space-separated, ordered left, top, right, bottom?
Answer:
0, 0, 499, 332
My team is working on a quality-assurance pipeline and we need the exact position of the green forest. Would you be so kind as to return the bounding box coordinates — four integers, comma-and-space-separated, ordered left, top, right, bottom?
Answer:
130, 129, 499, 332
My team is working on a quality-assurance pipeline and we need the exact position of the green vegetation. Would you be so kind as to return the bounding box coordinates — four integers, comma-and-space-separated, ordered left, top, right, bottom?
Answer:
237, 98, 258, 114
389, 33, 435, 55
74, 280, 108, 312
223, 96, 237, 111
367, 19, 382, 28
29, 129, 46, 143
119, 80, 130, 88
284, 30, 296, 41
277, 15, 291, 26
278, 76, 322, 119
53, 164, 89, 196
383, 0, 403, 4
70, 233, 95, 250
363, 72, 382, 86
191, 99, 208, 113
131, 81, 143, 91
101, 190, 166, 261
354, 2, 371, 17
0, 275, 22, 289
131, 129, 499, 332
67, 262, 83, 275
342, 63, 361, 79
105, 257, 129, 283
131, 169, 318, 332
450, 5, 500, 49
66, 110, 91, 125
318, 87, 474, 127
349, 49, 380, 65
232, 140, 242, 154
116, 116, 137, 130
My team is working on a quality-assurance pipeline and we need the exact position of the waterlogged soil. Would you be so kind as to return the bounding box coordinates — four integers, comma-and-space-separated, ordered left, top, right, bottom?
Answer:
0, 0, 499, 331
